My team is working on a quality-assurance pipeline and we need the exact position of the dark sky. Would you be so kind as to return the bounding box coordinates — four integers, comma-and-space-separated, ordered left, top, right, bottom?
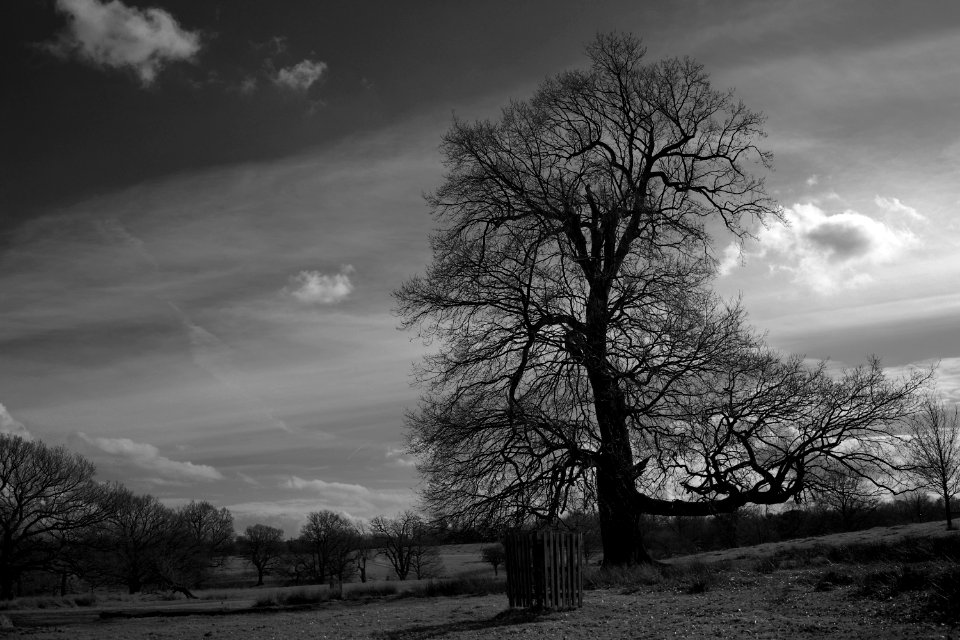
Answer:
2, 0, 960, 533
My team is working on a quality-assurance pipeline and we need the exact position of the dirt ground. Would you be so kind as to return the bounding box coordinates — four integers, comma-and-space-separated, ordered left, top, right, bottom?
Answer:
6, 567, 958, 640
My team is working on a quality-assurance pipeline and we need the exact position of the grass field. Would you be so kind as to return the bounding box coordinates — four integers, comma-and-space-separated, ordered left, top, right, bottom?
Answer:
2, 522, 958, 638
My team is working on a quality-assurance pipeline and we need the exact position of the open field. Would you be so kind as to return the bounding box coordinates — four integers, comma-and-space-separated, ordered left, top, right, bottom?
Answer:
3, 523, 959, 639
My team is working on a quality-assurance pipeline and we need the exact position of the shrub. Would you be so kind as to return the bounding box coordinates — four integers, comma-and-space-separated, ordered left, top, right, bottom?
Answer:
752, 556, 781, 574
253, 586, 330, 608
927, 563, 960, 623
343, 583, 399, 601
814, 570, 855, 592
421, 576, 506, 598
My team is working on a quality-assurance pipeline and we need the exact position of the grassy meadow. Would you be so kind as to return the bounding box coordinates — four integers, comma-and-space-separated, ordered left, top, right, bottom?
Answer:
1, 523, 958, 638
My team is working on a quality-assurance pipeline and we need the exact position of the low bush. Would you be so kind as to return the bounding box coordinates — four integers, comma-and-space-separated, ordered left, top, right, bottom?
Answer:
253, 586, 331, 608
583, 563, 663, 590
343, 583, 398, 601
813, 570, 855, 592
927, 563, 960, 623
421, 576, 506, 598
0, 594, 98, 610
584, 560, 726, 594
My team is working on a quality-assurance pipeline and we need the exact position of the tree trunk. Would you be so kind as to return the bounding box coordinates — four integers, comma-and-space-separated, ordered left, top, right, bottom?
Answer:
127, 578, 141, 594
584, 324, 658, 564
0, 570, 15, 601
255, 567, 264, 586
596, 463, 655, 566
944, 483, 954, 531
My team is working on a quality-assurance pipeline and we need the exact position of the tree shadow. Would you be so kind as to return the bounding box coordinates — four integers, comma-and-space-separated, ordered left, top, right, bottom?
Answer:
377, 607, 558, 639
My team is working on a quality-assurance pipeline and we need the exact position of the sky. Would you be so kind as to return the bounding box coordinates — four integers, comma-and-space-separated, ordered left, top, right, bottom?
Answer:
2, 0, 960, 535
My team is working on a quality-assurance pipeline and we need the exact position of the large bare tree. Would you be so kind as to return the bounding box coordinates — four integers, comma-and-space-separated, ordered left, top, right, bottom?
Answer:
396, 33, 928, 565
903, 396, 960, 530
0, 435, 106, 599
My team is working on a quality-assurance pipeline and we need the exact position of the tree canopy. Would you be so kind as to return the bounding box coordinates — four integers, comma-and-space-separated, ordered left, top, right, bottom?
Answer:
396, 33, 928, 565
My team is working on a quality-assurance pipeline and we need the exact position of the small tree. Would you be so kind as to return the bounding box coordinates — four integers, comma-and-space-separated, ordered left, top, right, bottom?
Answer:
370, 511, 440, 580
480, 544, 505, 576
0, 435, 106, 599
177, 501, 235, 569
808, 461, 881, 532
239, 524, 285, 586
354, 522, 375, 583
90, 485, 176, 595
299, 510, 357, 585
903, 396, 960, 530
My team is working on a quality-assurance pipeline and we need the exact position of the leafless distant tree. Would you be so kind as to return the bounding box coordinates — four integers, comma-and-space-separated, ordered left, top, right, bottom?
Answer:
299, 510, 357, 585
397, 32, 929, 565
480, 544, 505, 576
177, 501, 235, 568
370, 511, 440, 580
903, 396, 960, 530
808, 460, 881, 531
238, 524, 285, 586
90, 485, 177, 594
353, 521, 375, 583
0, 435, 106, 599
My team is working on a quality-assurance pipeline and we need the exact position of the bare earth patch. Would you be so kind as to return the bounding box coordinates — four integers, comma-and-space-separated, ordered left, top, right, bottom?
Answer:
7, 567, 958, 640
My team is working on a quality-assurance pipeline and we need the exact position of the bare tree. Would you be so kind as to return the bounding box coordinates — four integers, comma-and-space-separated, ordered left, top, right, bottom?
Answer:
0, 435, 106, 599
90, 485, 177, 594
354, 522, 375, 583
370, 511, 440, 580
298, 510, 357, 585
808, 460, 881, 531
903, 396, 960, 530
396, 32, 929, 565
177, 501, 235, 570
480, 544, 505, 576
238, 524, 285, 586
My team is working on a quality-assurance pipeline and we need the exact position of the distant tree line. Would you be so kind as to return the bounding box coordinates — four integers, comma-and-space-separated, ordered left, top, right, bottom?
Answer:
0, 434, 235, 599
0, 433, 445, 599
3, 391, 957, 598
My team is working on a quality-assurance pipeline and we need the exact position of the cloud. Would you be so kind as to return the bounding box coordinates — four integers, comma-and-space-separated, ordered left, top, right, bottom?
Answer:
874, 196, 926, 222
76, 432, 223, 481
0, 403, 31, 440
274, 59, 328, 91
724, 202, 921, 293
274, 475, 415, 522
385, 447, 417, 468
287, 266, 355, 304
884, 357, 960, 406
238, 76, 258, 95
47, 0, 201, 85
805, 175, 819, 187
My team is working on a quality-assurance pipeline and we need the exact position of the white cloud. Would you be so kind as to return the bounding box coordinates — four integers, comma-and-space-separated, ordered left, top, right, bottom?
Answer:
805, 174, 819, 187
287, 266, 355, 304
0, 403, 31, 440
48, 0, 200, 85
238, 75, 258, 95
275, 59, 328, 91
885, 358, 960, 407
717, 242, 742, 277
282, 475, 370, 496
874, 196, 926, 222
76, 432, 223, 481
276, 475, 414, 522
727, 202, 921, 294
385, 447, 417, 468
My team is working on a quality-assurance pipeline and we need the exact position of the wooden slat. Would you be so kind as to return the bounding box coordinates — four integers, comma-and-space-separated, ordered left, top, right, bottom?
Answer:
504, 529, 583, 611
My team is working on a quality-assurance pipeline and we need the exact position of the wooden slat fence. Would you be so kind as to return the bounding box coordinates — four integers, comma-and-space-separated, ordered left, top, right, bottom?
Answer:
504, 529, 583, 610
